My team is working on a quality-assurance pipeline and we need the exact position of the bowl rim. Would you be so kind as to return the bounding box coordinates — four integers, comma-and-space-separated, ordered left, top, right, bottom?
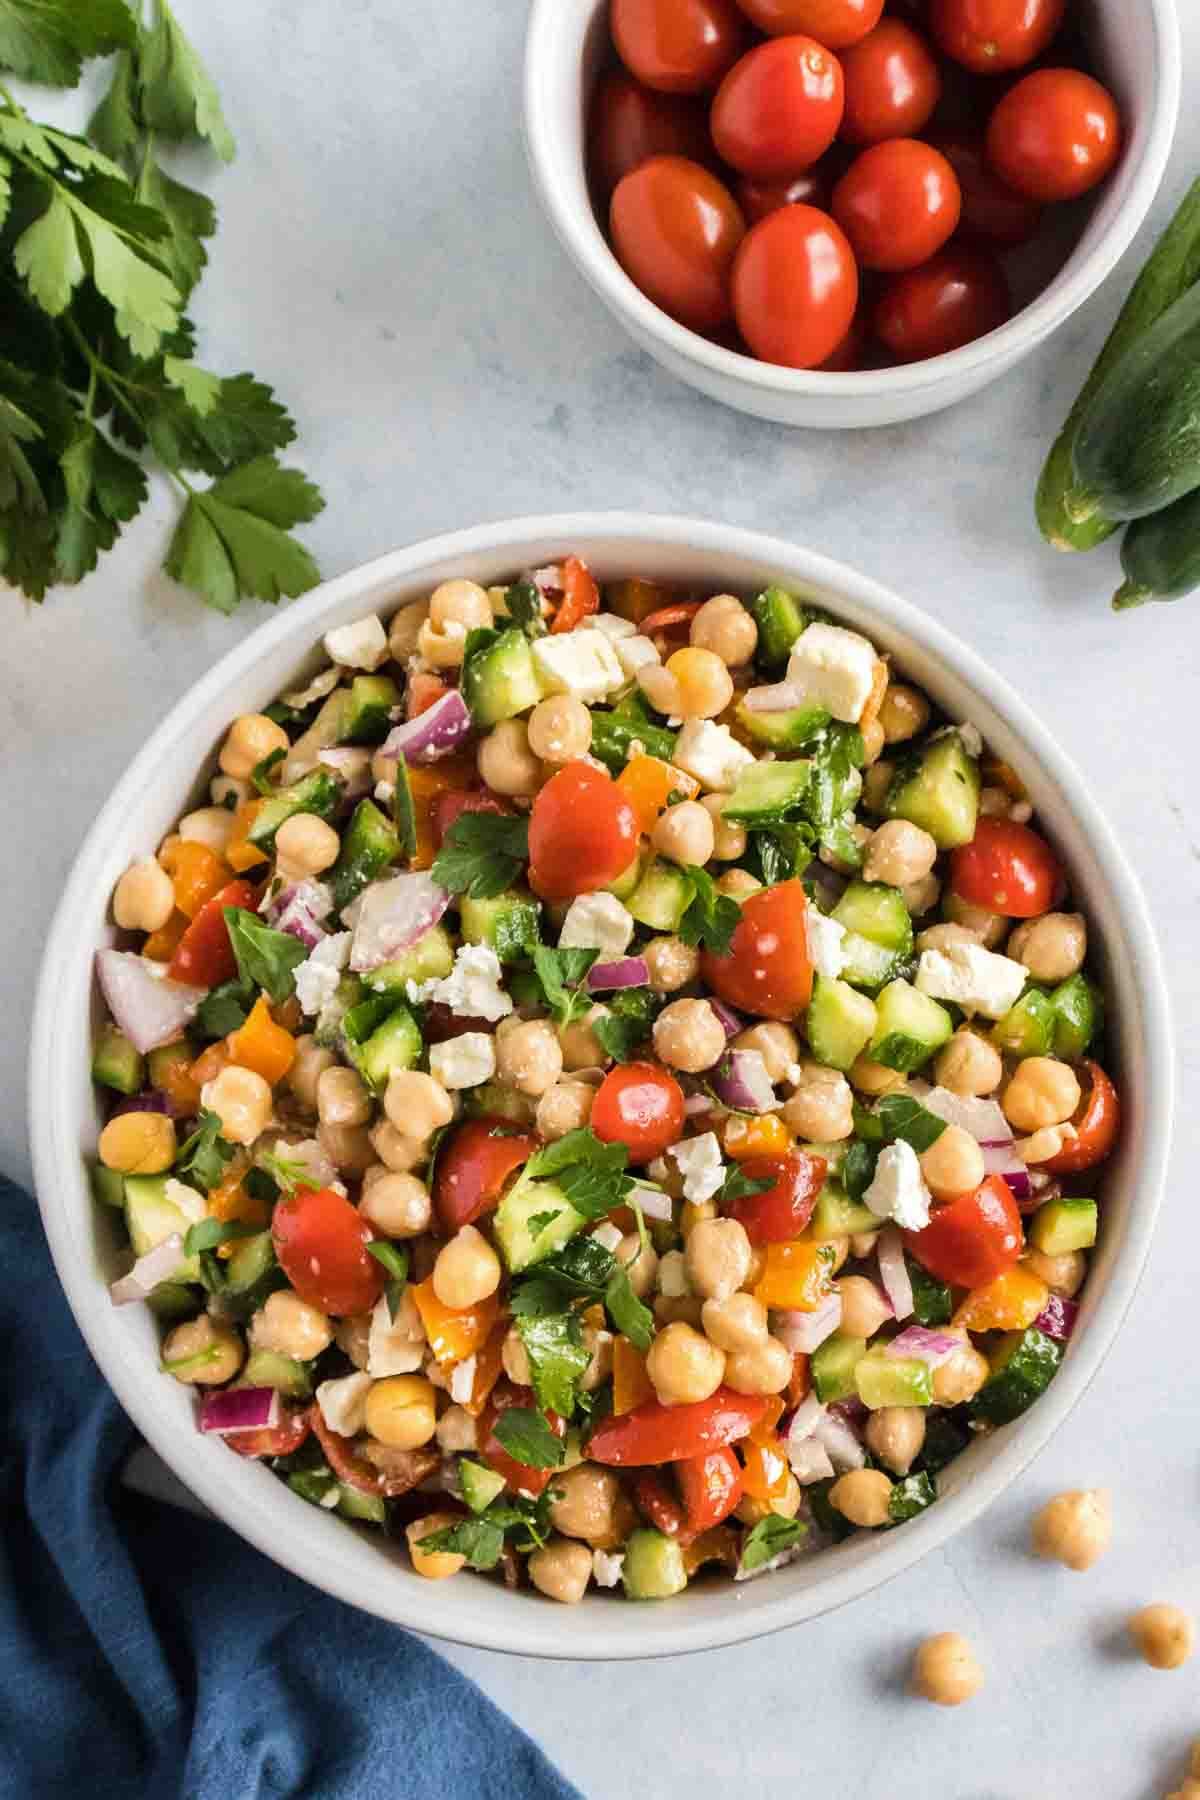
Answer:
523, 0, 1181, 398
30, 512, 1173, 1661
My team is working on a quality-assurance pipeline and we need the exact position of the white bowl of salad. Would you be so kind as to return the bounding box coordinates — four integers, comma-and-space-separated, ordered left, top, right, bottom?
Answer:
30, 514, 1171, 1660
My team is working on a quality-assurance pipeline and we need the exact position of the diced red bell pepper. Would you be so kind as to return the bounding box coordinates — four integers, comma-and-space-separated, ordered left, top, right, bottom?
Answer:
677, 1445, 743, 1533
726, 1150, 827, 1245
633, 1470, 690, 1540
225, 1406, 311, 1461
550, 555, 599, 633
167, 878, 258, 988
433, 1118, 536, 1233
586, 1389, 770, 1466
904, 1173, 1024, 1290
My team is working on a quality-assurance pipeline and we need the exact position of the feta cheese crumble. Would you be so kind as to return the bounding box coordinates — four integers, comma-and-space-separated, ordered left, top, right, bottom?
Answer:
164, 1177, 206, 1225
591, 1220, 625, 1253
294, 930, 353, 1019
806, 908, 848, 980
916, 940, 1028, 1020
449, 1356, 477, 1406
673, 719, 755, 792
407, 943, 513, 1022
367, 1294, 424, 1377
316, 1371, 373, 1438
863, 1139, 933, 1232
558, 891, 635, 957
592, 1549, 625, 1588
429, 1031, 496, 1090
613, 634, 660, 681
590, 613, 637, 642
669, 1131, 725, 1203
532, 629, 625, 704
784, 622, 879, 724
323, 614, 388, 671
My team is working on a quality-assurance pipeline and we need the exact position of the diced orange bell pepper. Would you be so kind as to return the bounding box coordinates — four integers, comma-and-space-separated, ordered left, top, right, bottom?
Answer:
606, 577, 676, 626
953, 1266, 1049, 1334
208, 1158, 269, 1228
155, 1048, 202, 1117
740, 1437, 791, 1501
464, 1320, 507, 1419
407, 753, 480, 871
754, 1239, 836, 1311
617, 755, 698, 833
410, 1278, 500, 1367
225, 800, 270, 872
723, 1114, 793, 1161
747, 1395, 786, 1445
682, 1526, 739, 1576
189, 1040, 232, 1088
612, 1335, 654, 1416
160, 840, 232, 920
227, 995, 297, 1086
142, 910, 188, 963
786, 1351, 811, 1408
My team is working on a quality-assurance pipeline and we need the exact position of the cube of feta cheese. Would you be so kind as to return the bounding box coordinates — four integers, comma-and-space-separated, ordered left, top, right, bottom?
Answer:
669, 1131, 726, 1203
532, 629, 625, 704
590, 613, 638, 642
863, 1139, 932, 1232
614, 634, 660, 681
164, 1177, 207, 1225
429, 1031, 496, 1090
408, 943, 513, 1022
316, 1371, 373, 1438
591, 1220, 625, 1253
323, 614, 388, 671
558, 891, 635, 957
673, 719, 755, 792
785, 622, 879, 724
916, 941, 1028, 1020
806, 909, 847, 980
367, 1293, 425, 1377
449, 1355, 477, 1405
294, 930, 353, 1019
592, 1549, 625, 1588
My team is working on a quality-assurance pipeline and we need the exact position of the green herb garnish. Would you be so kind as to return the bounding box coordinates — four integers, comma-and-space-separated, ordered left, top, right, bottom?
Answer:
491, 1406, 566, 1471
677, 864, 741, 956
174, 1107, 233, 1192
366, 1240, 409, 1321
223, 906, 307, 1004
431, 812, 530, 900
183, 1215, 258, 1256
740, 1514, 808, 1571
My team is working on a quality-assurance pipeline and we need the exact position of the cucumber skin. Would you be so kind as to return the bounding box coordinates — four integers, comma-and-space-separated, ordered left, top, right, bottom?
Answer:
1037, 178, 1200, 552
1116, 482, 1200, 609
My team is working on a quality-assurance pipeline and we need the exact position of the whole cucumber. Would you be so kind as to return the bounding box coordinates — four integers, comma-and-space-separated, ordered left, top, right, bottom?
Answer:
1036, 179, 1200, 552
1114, 486, 1200, 610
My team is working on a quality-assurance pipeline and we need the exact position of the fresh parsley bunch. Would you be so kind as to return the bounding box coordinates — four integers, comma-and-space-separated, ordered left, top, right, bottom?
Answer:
0, 0, 323, 608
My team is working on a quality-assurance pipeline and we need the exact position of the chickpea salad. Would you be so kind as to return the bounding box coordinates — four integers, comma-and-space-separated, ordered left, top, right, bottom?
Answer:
91, 560, 1120, 1604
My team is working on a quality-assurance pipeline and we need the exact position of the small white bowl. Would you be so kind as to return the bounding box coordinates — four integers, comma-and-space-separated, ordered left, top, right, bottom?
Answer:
31, 515, 1171, 1660
524, 0, 1181, 428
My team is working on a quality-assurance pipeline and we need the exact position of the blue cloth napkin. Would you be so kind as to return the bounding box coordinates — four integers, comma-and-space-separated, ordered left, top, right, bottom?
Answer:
0, 1176, 580, 1800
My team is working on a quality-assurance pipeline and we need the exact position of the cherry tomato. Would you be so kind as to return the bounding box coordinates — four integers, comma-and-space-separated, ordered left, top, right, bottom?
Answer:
677, 1445, 743, 1532
479, 1381, 566, 1496
986, 68, 1121, 203
633, 1470, 690, 1537
226, 1406, 312, 1461
818, 309, 867, 370
407, 671, 449, 719
904, 1174, 1024, 1289
732, 203, 858, 368
432, 788, 510, 849
433, 1118, 536, 1233
610, 155, 746, 333
737, 168, 830, 225
167, 878, 258, 988
639, 600, 704, 636
832, 139, 961, 272
1043, 1061, 1120, 1174
550, 554, 601, 634
711, 38, 845, 181
930, 128, 1043, 247
840, 20, 941, 146
874, 243, 1010, 361
271, 1186, 385, 1317
589, 70, 713, 204
610, 0, 747, 95
586, 1389, 770, 1465
528, 761, 641, 902
309, 1407, 438, 1498
930, 0, 1065, 73
726, 1150, 828, 1244
592, 1061, 686, 1164
950, 816, 1063, 917
736, 0, 884, 50
701, 878, 815, 1019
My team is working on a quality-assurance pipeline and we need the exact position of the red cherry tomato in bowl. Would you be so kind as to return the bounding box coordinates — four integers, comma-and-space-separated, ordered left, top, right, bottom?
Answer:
592, 1061, 686, 1164
726, 1150, 828, 1244
611, 155, 746, 333
832, 139, 961, 272
700, 878, 815, 1019
904, 1174, 1024, 1289
433, 1118, 536, 1234
731, 204, 859, 368
874, 243, 1010, 361
737, 168, 829, 225
736, 0, 885, 50
930, 0, 1065, 74
930, 128, 1043, 247
711, 37, 845, 181
610, 0, 747, 95
528, 761, 641, 902
589, 69, 714, 204
1043, 1062, 1120, 1174
840, 20, 942, 146
986, 68, 1122, 203
271, 1187, 385, 1317
950, 816, 1064, 917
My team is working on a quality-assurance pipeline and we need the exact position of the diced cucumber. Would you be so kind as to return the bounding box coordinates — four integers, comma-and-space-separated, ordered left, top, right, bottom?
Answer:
1048, 973, 1104, 1059
288, 1468, 336, 1507
342, 674, 399, 745
459, 1459, 507, 1514
806, 976, 878, 1071
604, 851, 644, 901
459, 889, 542, 964
146, 1283, 198, 1321
365, 924, 456, 992
734, 699, 829, 751
493, 1180, 584, 1273
811, 1332, 866, 1403
224, 1230, 277, 1294
906, 1255, 952, 1327
810, 1180, 879, 1241
249, 768, 342, 850
916, 1412, 969, 1475
462, 628, 543, 727
990, 986, 1055, 1059
123, 1175, 201, 1281
147, 1040, 195, 1092
588, 709, 677, 774
868, 979, 952, 1072
855, 1349, 933, 1410
242, 1348, 313, 1398
468, 1082, 537, 1125
884, 732, 981, 850
724, 759, 812, 825
626, 860, 692, 932
92, 1163, 127, 1209
1030, 1197, 1097, 1256
621, 1528, 688, 1600
92, 1023, 145, 1096
888, 1471, 937, 1524
329, 799, 400, 915
338, 1485, 387, 1524
969, 1327, 1062, 1425
353, 1003, 423, 1093
837, 932, 905, 993
315, 973, 363, 1047
832, 881, 913, 953
749, 585, 808, 669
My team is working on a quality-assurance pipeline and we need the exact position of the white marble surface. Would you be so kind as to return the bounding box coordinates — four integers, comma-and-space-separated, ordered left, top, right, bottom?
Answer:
4, 5, 1200, 1796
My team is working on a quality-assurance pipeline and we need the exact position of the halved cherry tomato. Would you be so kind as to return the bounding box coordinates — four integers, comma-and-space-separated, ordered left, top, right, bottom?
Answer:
167, 878, 257, 988
479, 1381, 566, 1496
633, 1470, 690, 1538
589, 69, 713, 204
1043, 1061, 1119, 1174
873, 244, 1011, 362
309, 1407, 438, 1498
271, 1185, 385, 1317
986, 68, 1121, 204
712, 38, 845, 180
727, 1150, 827, 1244
930, 0, 1065, 74
226, 1406, 312, 1461
677, 1445, 743, 1531
950, 816, 1063, 918
550, 555, 601, 634
953, 1265, 1048, 1333
528, 761, 640, 901
433, 1117, 536, 1233
732, 204, 859, 370
611, 155, 746, 334
432, 788, 511, 849
592, 1062, 686, 1165
737, 0, 885, 50
639, 600, 704, 636
407, 671, 449, 719
586, 1388, 770, 1465
840, 19, 941, 146
610, 0, 748, 95
701, 878, 814, 1020
832, 139, 961, 273
737, 169, 829, 225
930, 128, 1043, 248
904, 1173, 1023, 1289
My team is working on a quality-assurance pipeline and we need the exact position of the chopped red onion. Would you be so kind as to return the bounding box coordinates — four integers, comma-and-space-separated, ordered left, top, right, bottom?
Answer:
982, 1142, 1032, 1202
876, 1227, 914, 1321
96, 950, 207, 1055
711, 1049, 776, 1114
775, 1293, 842, 1354
742, 680, 808, 713
683, 1093, 713, 1117
282, 665, 341, 709
528, 563, 563, 596
109, 1091, 172, 1119
829, 1395, 867, 1427
377, 690, 473, 766
318, 746, 373, 798
109, 1233, 188, 1305
812, 1409, 866, 1472
199, 1387, 281, 1436
807, 861, 848, 909
348, 873, 450, 971
917, 1084, 1011, 1147
1035, 1295, 1078, 1341
786, 1437, 836, 1486
269, 879, 333, 950
886, 1325, 961, 1368
587, 956, 650, 992
630, 1186, 673, 1223
708, 999, 744, 1039
785, 1393, 824, 1447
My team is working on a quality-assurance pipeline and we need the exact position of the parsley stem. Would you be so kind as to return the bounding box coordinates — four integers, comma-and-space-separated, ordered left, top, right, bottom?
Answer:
0, 81, 25, 117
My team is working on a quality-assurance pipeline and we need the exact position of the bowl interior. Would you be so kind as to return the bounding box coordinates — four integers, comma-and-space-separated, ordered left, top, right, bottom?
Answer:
31, 516, 1171, 1660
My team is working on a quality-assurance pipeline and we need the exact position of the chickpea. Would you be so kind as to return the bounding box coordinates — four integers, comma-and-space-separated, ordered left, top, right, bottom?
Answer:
715, 869, 761, 901
860, 717, 886, 767
1031, 1488, 1112, 1572
287, 1035, 335, 1113
654, 1295, 705, 1328
733, 1022, 799, 1084
1129, 1604, 1195, 1671
161, 1314, 244, 1385
646, 1321, 725, 1406
432, 1224, 502, 1310
848, 1054, 907, 1097
864, 819, 937, 889
549, 1463, 627, 1547
849, 1230, 879, 1260
913, 1633, 984, 1706
501, 1327, 532, 1386
878, 683, 929, 745
335, 1313, 371, 1371
1002, 1058, 1081, 1133
615, 1234, 659, 1299
406, 1510, 466, 1580
943, 892, 1007, 948
837, 1275, 893, 1340
417, 615, 471, 670
365, 1374, 438, 1450
653, 998, 725, 1073
581, 1322, 613, 1391
559, 1004, 611, 1071
388, 599, 429, 661
249, 1290, 333, 1360
317, 1064, 372, 1129
637, 662, 684, 718
430, 578, 492, 634
368, 1119, 426, 1173
210, 772, 249, 810
535, 1079, 594, 1142
318, 1121, 376, 1176
1007, 913, 1087, 984
919, 1123, 985, 1200
652, 799, 715, 869
495, 1016, 563, 1097
98, 1110, 176, 1175
901, 872, 941, 918
656, 1246, 691, 1298
436, 1404, 478, 1454
724, 1335, 793, 1395
383, 1070, 454, 1140
1024, 1246, 1086, 1298
685, 1217, 752, 1302
218, 714, 291, 783
865, 1407, 926, 1477
931, 1330, 990, 1406
933, 1028, 1003, 1098
701, 1292, 768, 1353
202, 1065, 272, 1147
275, 813, 340, 878
643, 934, 700, 994
782, 1063, 854, 1142
527, 695, 591, 764
529, 1537, 593, 1605
736, 1473, 802, 1526
112, 857, 176, 933
680, 1199, 717, 1240
665, 646, 734, 720
700, 792, 748, 861
690, 593, 757, 667
862, 759, 894, 814
478, 719, 541, 798
359, 1171, 432, 1238
829, 1468, 893, 1528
